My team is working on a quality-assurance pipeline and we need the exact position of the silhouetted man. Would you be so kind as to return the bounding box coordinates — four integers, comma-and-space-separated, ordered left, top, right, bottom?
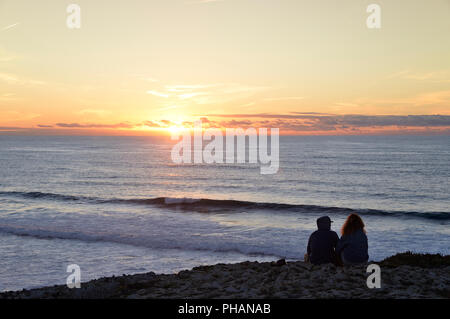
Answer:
306, 216, 339, 265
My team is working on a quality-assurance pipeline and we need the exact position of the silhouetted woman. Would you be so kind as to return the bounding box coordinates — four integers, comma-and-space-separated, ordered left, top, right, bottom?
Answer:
336, 214, 369, 265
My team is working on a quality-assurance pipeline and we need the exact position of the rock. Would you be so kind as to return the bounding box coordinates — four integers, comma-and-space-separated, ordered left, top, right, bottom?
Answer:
271, 259, 287, 267
1, 257, 449, 299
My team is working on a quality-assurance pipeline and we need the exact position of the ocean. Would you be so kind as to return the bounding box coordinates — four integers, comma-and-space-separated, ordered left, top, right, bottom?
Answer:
0, 135, 448, 291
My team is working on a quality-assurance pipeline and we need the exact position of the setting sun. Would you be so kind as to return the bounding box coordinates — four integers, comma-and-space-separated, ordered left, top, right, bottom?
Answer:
167, 125, 187, 135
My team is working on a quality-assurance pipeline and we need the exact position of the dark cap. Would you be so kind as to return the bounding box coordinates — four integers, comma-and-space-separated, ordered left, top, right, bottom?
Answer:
316, 216, 333, 230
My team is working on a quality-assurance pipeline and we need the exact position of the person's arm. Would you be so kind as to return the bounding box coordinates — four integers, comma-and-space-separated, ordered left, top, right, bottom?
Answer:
363, 232, 369, 259
336, 235, 347, 255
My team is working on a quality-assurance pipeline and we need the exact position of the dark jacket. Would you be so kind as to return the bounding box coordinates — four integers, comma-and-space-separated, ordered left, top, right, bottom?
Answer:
307, 218, 339, 265
336, 229, 369, 263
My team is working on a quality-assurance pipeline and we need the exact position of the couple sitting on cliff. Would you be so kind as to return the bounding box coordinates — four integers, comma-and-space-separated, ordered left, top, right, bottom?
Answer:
305, 213, 369, 266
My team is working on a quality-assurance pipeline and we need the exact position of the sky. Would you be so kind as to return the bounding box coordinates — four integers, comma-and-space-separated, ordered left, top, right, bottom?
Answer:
0, 0, 449, 135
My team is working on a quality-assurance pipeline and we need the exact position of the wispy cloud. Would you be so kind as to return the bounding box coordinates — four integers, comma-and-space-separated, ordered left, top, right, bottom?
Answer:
0, 93, 19, 102
143, 121, 161, 128
165, 84, 218, 93
0, 72, 46, 86
1, 22, 20, 32
263, 96, 305, 102
178, 92, 207, 100
156, 105, 185, 111
147, 90, 169, 98
387, 69, 450, 83
54, 122, 135, 129
146, 83, 268, 106
0, 72, 19, 84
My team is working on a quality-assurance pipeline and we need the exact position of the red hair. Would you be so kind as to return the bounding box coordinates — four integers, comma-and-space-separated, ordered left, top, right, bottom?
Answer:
341, 213, 366, 236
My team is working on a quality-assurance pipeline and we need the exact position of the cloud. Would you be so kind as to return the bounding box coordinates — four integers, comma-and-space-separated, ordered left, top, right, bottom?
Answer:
205, 114, 450, 132
54, 122, 135, 129
165, 84, 217, 92
0, 93, 19, 102
0, 126, 23, 131
387, 69, 450, 83
0, 72, 46, 86
0, 72, 19, 84
291, 112, 336, 116
40, 120, 175, 131
147, 90, 169, 98
146, 82, 268, 106
1, 22, 20, 32
160, 120, 173, 126
263, 97, 305, 102
178, 92, 207, 100
20, 114, 450, 136
143, 121, 161, 128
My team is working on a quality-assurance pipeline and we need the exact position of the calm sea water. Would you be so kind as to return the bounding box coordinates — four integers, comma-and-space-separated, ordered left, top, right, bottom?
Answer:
0, 135, 449, 291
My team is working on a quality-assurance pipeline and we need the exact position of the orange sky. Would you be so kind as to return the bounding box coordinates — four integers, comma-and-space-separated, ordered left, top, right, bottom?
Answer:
0, 0, 449, 135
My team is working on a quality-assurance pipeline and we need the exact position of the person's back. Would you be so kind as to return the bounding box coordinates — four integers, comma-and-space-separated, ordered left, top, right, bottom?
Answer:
336, 214, 369, 265
336, 229, 369, 264
306, 216, 339, 265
